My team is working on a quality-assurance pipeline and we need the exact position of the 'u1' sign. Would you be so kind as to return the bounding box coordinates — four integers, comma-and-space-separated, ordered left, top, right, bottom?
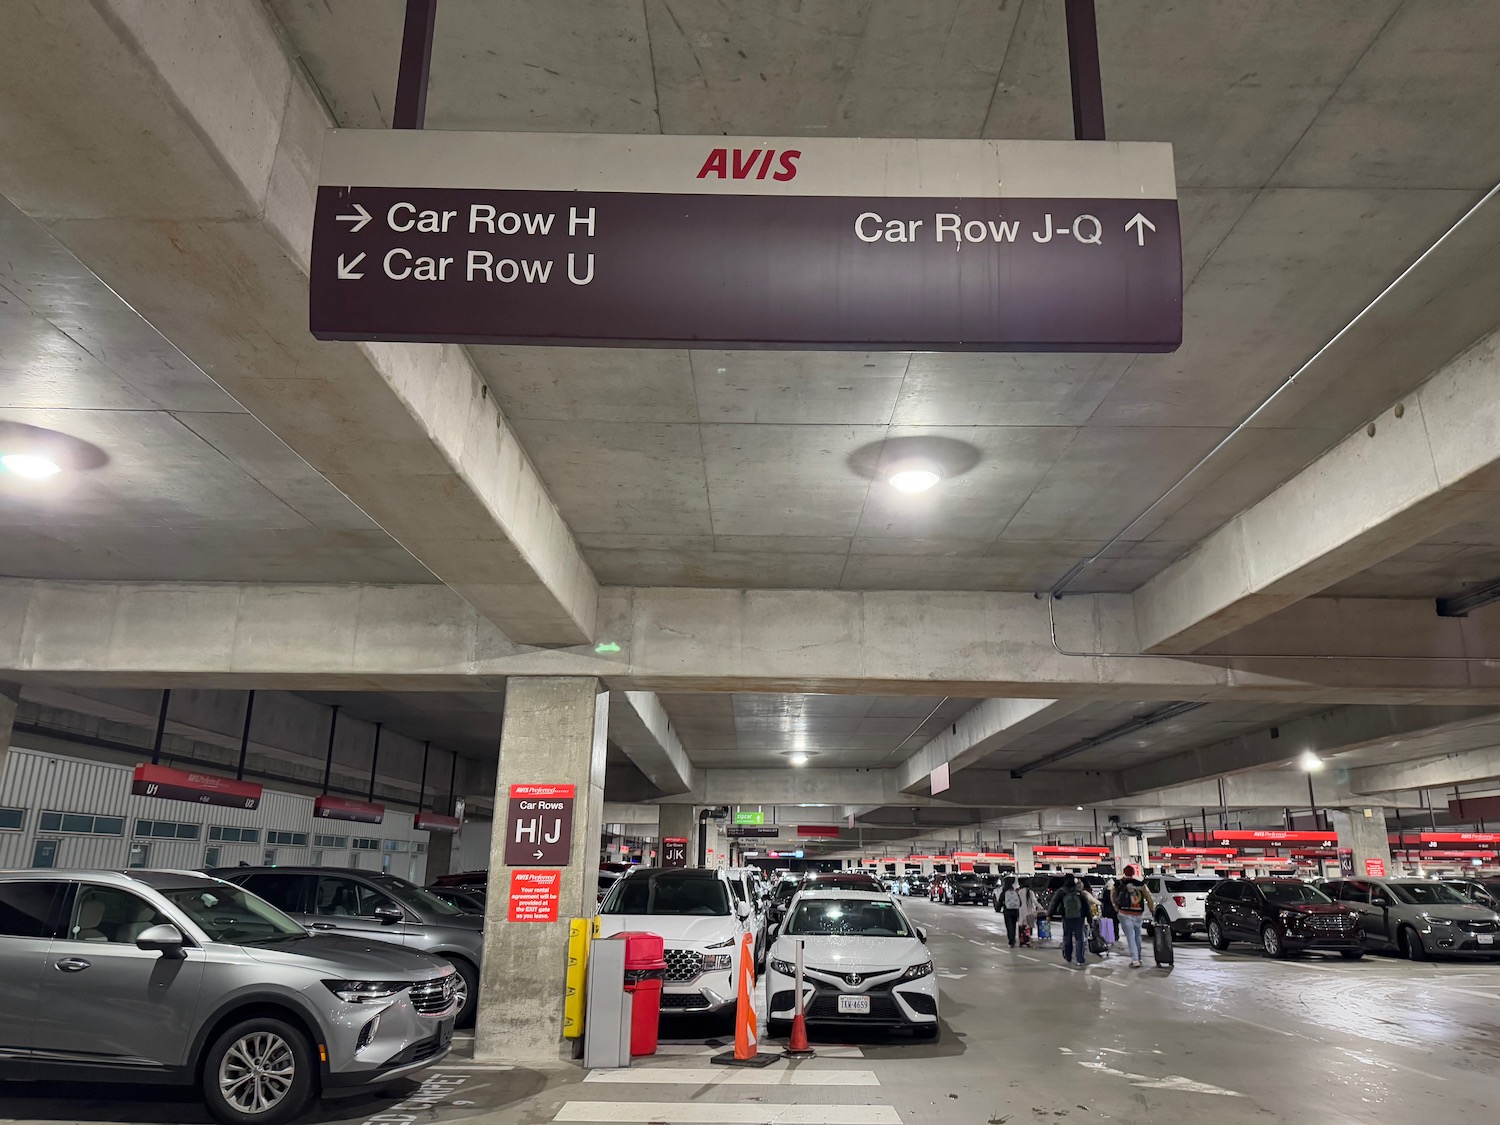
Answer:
310, 131, 1182, 353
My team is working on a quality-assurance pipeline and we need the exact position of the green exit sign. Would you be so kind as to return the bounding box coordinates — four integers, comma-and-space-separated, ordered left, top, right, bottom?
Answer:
733, 810, 765, 825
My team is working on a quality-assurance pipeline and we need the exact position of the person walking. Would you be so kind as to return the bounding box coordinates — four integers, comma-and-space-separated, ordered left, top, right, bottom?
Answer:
1051, 874, 1098, 967
1099, 876, 1119, 947
997, 875, 1024, 946
1112, 864, 1156, 967
1016, 879, 1041, 947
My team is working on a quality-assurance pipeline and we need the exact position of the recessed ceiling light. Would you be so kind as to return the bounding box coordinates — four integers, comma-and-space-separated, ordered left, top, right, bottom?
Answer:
1299, 751, 1324, 772
1, 453, 61, 480
788, 753, 809, 767
887, 459, 943, 494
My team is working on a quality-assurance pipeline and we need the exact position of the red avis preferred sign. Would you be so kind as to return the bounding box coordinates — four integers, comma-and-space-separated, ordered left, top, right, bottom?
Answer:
508, 870, 562, 922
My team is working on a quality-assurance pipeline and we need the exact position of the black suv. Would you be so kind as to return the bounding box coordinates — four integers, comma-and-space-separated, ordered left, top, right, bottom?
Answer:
1205, 878, 1363, 959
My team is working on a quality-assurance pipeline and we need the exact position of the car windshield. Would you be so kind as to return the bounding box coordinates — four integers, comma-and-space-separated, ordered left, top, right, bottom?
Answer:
785, 899, 910, 937
602, 873, 730, 916
1257, 882, 1332, 905
368, 874, 464, 917
728, 879, 748, 903
1165, 878, 1221, 892
953, 875, 981, 886
160, 883, 307, 944
773, 879, 803, 904
1389, 882, 1468, 906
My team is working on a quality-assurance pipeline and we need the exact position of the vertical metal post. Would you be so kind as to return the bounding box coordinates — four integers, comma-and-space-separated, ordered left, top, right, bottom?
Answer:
393, 0, 438, 129
1064, 0, 1106, 140
417, 740, 430, 811
1307, 774, 1318, 826
149, 689, 171, 766
235, 691, 256, 781
321, 705, 340, 795
448, 750, 458, 815
368, 722, 383, 802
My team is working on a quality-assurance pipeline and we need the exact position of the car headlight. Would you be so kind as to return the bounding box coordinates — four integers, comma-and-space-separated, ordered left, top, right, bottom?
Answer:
769, 958, 797, 976
1424, 915, 1459, 926
324, 980, 409, 1004
702, 954, 733, 970
901, 960, 934, 980
1279, 911, 1298, 924
705, 936, 737, 949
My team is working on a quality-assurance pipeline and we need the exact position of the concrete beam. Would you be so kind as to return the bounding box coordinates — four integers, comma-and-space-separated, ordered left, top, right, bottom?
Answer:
607, 691, 695, 796
651, 766, 1124, 809
0, 2, 597, 644
896, 698, 1087, 793
1350, 746, 1500, 795
13, 580, 1500, 706
1135, 323, 1500, 654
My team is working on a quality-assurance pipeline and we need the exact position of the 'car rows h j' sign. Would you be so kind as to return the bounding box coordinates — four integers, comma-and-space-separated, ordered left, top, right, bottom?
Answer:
311, 131, 1181, 352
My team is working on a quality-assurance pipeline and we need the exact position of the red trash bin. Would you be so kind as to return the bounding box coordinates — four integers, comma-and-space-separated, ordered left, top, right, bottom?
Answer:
620, 931, 667, 1057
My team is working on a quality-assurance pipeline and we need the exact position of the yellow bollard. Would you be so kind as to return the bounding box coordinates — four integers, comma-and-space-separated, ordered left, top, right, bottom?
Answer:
563, 917, 590, 1039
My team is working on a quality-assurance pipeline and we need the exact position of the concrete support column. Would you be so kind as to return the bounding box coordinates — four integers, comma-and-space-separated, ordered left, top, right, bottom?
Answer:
1112, 834, 1144, 874
1011, 843, 1034, 874
425, 831, 457, 880
0, 683, 17, 782
476, 677, 606, 1063
657, 804, 697, 864
1332, 807, 1394, 878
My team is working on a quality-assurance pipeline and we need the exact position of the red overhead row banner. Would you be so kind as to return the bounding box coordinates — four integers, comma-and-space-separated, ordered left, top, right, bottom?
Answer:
314, 795, 385, 824
1033, 845, 1111, 857
132, 764, 262, 810
1211, 830, 1336, 845
415, 812, 462, 833
797, 825, 842, 837
1159, 847, 1239, 858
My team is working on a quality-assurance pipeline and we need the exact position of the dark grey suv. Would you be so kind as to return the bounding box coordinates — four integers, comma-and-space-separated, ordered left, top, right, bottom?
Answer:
217, 867, 484, 1026
0, 870, 459, 1125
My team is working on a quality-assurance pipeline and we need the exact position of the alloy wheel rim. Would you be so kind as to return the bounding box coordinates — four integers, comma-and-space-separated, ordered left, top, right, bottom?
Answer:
451, 971, 469, 1012
219, 1031, 295, 1114
1264, 928, 1279, 955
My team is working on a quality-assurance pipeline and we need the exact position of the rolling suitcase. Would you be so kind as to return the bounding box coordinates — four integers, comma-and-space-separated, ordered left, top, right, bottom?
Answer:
1087, 919, 1108, 957
1153, 918, 1175, 966
1099, 917, 1116, 944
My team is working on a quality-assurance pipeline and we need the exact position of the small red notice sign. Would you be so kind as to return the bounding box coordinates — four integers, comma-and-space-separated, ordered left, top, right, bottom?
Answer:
1364, 857, 1387, 877
508, 869, 562, 922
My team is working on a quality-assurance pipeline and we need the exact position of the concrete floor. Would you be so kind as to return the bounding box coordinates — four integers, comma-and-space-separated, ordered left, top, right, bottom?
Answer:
3, 896, 1498, 1124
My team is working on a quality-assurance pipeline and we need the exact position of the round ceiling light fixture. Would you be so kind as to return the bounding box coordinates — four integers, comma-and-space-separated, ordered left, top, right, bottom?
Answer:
1299, 751, 1324, 772
1, 453, 61, 480
886, 458, 943, 494
782, 750, 813, 767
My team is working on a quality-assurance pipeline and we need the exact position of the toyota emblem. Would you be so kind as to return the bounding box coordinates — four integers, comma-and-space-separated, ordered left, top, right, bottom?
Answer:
845, 973, 863, 986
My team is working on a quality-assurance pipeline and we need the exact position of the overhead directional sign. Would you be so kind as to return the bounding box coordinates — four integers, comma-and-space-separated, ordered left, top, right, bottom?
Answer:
504, 783, 576, 866
662, 837, 689, 868
314, 795, 385, 824
132, 764, 261, 810
727, 825, 779, 838
733, 810, 765, 826
311, 131, 1181, 352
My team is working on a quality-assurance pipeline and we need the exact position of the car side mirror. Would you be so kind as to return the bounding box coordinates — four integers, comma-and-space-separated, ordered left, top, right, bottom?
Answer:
136, 923, 186, 958
916, 926, 928, 944
374, 904, 404, 924
1370, 895, 1389, 908
736, 901, 752, 921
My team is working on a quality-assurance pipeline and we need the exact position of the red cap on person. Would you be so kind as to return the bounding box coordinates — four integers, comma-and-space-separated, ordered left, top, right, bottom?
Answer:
1123, 865, 1137, 878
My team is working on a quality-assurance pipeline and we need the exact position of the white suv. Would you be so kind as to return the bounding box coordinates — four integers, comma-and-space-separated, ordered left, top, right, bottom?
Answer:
1143, 874, 1221, 939
596, 867, 753, 1030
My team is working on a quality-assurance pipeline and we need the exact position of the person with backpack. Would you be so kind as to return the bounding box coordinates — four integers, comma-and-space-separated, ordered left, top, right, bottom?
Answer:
1112, 865, 1156, 967
1050, 874, 1098, 966
997, 875, 1025, 946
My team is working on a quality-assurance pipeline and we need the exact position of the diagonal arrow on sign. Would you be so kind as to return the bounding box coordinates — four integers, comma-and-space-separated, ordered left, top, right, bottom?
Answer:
337, 203, 372, 232
1125, 212, 1156, 246
337, 252, 366, 280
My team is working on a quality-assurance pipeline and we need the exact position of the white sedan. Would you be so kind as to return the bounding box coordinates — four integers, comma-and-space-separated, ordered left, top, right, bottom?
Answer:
764, 890, 939, 1041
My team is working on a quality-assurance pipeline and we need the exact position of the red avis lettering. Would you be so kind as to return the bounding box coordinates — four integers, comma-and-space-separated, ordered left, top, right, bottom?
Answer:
696, 148, 801, 182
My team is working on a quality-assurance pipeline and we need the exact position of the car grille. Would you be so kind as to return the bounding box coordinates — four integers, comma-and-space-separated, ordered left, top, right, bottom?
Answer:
664, 949, 704, 983
659, 992, 710, 1010
408, 975, 458, 1015
807, 994, 902, 1021
1299, 915, 1352, 933
1461, 919, 1498, 933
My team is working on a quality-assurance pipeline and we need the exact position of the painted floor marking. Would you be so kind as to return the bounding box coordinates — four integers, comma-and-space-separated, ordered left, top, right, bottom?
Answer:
583, 1068, 880, 1086
553, 1104, 903, 1124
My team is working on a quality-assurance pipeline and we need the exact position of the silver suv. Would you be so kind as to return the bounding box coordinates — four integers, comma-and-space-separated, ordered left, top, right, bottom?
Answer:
216, 866, 484, 1026
0, 870, 460, 1125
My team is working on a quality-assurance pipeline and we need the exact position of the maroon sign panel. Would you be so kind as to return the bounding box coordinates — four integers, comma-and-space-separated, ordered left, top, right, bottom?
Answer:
132, 764, 262, 810
727, 825, 780, 838
314, 795, 385, 824
310, 132, 1181, 354
415, 812, 462, 833
662, 837, 689, 868
504, 783, 576, 866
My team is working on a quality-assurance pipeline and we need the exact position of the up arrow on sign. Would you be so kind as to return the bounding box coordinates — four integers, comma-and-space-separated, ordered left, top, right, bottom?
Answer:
1125, 212, 1156, 246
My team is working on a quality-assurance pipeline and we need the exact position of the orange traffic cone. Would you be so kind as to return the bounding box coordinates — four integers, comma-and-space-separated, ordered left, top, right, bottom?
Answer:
782, 938, 815, 1059
711, 933, 775, 1068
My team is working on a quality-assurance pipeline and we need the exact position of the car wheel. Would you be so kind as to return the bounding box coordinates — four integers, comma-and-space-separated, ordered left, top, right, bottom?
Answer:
443, 955, 479, 1029
1340, 949, 1365, 960
1207, 918, 1230, 951
1400, 926, 1428, 962
1261, 925, 1286, 959
202, 1017, 315, 1125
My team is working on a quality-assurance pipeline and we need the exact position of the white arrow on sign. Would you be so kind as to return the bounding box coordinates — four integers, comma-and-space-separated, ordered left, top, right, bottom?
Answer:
337, 252, 366, 280
533, 849, 544, 859
337, 203, 372, 232
1125, 213, 1156, 246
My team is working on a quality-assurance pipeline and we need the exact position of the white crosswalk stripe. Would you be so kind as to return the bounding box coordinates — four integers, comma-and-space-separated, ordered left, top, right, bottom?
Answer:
554, 1105, 903, 1124
583, 1067, 880, 1086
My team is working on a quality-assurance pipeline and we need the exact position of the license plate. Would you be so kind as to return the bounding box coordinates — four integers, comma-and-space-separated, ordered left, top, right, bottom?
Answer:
1480, 934, 1495, 945
837, 995, 871, 1015
437, 1018, 454, 1046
